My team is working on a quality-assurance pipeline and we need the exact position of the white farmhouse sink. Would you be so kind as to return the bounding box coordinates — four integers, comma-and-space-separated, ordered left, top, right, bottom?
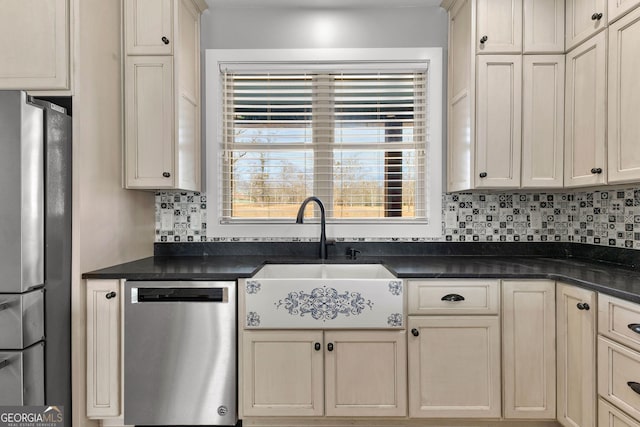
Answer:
252, 263, 396, 280
243, 263, 404, 329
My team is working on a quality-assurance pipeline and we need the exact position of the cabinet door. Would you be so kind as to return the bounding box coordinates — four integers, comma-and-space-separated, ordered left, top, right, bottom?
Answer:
125, 56, 175, 189
407, 316, 501, 418
0, 0, 69, 90
524, 0, 565, 53
324, 330, 407, 417
86, 279, 120, 418
564, 32, 607, 188
477, 0, 523, 53
609, 0, 640, 23
242, 330, 324, 417
476, 55, 522, 188
566, 0, 607, 50
598, 336, 640, 422
522, 55, 565, 188
608, 7, 640, 184
125, 0, 173, 55
502, 280, 556, 419
447, 0, 475, 192
557, 283, 597, 427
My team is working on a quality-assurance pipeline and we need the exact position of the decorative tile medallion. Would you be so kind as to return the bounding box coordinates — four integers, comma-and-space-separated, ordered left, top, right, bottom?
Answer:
274, 286, 374, 321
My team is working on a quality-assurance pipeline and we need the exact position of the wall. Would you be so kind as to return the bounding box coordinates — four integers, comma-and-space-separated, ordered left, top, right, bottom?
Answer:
71, 0, 155, 426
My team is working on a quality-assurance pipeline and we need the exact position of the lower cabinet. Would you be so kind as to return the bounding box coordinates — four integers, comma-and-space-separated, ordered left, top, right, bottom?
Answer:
557, 283, 597, 427
86, 279, 121, 418
599, 398, 640, 427
241, 329, 407, 417
407, 316, 501, 418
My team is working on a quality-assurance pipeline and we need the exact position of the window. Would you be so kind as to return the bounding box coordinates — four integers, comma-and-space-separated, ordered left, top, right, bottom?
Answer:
206, 49, 442, 238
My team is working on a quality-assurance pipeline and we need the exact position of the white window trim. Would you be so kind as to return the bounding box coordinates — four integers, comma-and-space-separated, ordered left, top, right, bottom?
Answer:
205, 48, 443, 239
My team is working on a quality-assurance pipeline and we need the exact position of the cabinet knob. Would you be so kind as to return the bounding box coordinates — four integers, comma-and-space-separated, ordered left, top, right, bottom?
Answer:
628, 324, 640, 335
441, 293, 465, 302
479, 172, 488, 178
327, 343, 334, 351
162, 172, 171, 178
590, 167, 603, 174
105, 291, 117, 300
577, 302, 590, 310
591, 12, 603, 20
314, 342, 321, 351
162, 36, 170, 45
480, 35, 488, 44
628, 381, 640, 395
411, 328, 420, 337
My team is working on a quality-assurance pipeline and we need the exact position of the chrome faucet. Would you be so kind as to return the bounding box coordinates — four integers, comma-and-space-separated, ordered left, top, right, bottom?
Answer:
296, 196, 328, 259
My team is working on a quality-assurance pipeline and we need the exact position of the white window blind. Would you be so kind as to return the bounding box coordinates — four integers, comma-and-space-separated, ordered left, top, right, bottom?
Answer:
220, 67, 429, 223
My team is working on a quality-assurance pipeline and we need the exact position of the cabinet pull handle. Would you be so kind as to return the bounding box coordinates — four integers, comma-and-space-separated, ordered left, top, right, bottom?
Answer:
105, 291, 117, 300
628, 382, 640, 395
162, 36, 170, 45
411, 328, 420, 337
442, 293, 465, 302
577, 302, 590, 310
591, 13, 603, 20
0, 359, 9, 370
479, 172, 488, 178
162, 172, 171, 178
590, 167, 603, 174
628, 324, 640, 335
327, 343, 334, 351
480, 35, 488, 44
0, 301, 9, 311
314, 342, 321, 351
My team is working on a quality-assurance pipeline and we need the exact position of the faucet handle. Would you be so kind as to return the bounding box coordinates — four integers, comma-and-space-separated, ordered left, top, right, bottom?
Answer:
347, 247, 361, 260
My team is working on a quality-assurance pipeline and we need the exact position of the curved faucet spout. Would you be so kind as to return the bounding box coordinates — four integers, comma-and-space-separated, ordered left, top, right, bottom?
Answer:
296, 196, 327, 259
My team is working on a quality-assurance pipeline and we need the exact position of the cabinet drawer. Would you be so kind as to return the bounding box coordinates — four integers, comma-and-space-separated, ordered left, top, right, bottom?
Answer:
407, 280, 500, 315
598, 336, 640, 421
599, 398, 640, 427
599, 294, 640, 353
0, 290, 44, 350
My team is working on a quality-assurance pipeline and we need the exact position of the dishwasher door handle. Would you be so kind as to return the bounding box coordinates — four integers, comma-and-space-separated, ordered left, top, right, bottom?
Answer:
132, 287, 228, 303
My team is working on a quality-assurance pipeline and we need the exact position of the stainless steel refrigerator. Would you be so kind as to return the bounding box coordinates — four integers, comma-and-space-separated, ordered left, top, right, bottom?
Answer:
0, 91, 71, 424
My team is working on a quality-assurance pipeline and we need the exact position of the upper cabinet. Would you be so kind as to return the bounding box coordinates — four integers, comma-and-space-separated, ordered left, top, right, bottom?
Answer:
524, 0, 566, 52
566, 0, 607, 50
123, 0, 207, 191
0, 0, 70, 91
607, 6, 640, 184
125, 0, 174, 55
477, 0, 522, 53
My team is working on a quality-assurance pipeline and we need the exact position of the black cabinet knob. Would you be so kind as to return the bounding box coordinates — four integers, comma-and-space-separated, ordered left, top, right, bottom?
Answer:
628, 324, 640, 335
591, 167, 603, 174
105, 291, 117, 300
314, 342, 321, 351
411, 328, 420, 337
479, 172, 488, 178
162, 36, 170, 45
591, 12, 603, 20
442, 293, 465, 302
327, 343, 334, 352
162, 172, 171, 178
577, 302, 590, 310
480, 35, 488, 44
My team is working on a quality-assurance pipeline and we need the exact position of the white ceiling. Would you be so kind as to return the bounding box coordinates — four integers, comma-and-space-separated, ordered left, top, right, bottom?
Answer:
208, 0, 441, 9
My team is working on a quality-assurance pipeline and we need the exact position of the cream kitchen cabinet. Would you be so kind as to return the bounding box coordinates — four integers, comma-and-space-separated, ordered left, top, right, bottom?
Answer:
524, 0, 566, 53
475, 55, 522, 188
566, 0, 607, 50
86, 279, 121, 418
0, 0, 70, 91
557, 283, 597, 427
599, 398, 640, 427
241, 330, 407, 418
123, 0, 206, 190
407, 279, 501, 418
608, 0, 640, 22
564, 31, 607, 188
502, 280, 556, 419
522, 55, 565, 188
476, 0, 522, 53
607, 7, 640, 184
125, 0, 174, 55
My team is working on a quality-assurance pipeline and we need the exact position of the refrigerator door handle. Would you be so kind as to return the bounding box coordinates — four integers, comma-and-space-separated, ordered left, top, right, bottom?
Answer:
0, 359, 9, 370
0, 301, 10, 311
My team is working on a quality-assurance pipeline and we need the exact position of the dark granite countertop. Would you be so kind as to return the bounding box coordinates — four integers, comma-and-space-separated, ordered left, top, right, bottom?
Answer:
83, 253, 640, 304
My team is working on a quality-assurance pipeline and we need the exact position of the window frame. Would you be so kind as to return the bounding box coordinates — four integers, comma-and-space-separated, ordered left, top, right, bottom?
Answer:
205, 48, 443, 239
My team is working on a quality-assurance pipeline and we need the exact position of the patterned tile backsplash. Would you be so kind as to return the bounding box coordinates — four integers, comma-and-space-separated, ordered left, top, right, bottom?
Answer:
156, 187, 640, 250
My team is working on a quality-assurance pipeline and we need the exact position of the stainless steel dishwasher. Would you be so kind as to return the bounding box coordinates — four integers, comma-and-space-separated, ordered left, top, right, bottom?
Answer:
124, 281, 237, 426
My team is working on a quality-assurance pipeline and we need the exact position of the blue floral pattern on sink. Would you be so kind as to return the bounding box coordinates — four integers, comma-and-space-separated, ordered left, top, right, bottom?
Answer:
275, 286, 374, 321
245, 280, 261, 294
388, 280, 402, 296
247, 311, 261, 327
